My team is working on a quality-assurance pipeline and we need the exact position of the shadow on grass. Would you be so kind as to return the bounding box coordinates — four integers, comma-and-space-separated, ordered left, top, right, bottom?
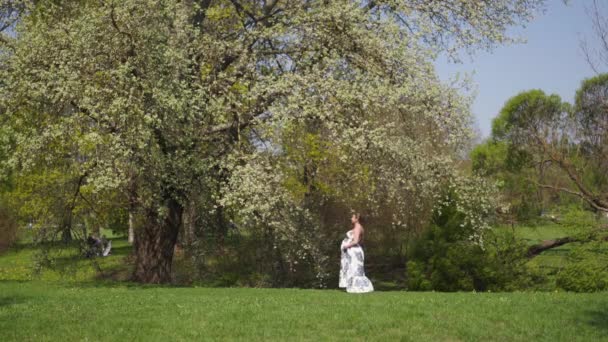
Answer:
64, 279, 195, 290
0, 279, 32, 285
0, 295, 30, 307
35, 238, 133, 264
364, 260, 407, 291
3, 237, 410, 292
8, 235, 129, 248
583, 306, 608, 335
521, 242, 573, 256
50, 244, 133, 262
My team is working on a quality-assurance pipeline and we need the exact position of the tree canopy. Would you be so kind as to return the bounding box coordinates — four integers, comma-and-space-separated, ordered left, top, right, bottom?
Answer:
476, 75, 608, 217
0, 0, 546, 283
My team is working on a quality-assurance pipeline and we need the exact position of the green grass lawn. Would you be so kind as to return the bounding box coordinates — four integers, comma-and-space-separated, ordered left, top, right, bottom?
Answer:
1, 227, 608, 341
0, 280, 607, 342
0, 235, 132, 282
511, 223, 572, 245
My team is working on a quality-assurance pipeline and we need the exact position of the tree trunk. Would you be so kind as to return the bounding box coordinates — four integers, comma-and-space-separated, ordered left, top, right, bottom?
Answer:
61, 227, 72, 243
132, 198, 183, 283
127, 176, 137, 245
128, 211, 135, 245
91, 214, 100, 237
216, 205, 227, 244
61, 213, 72, 243
183, 203, 196, 247
527, 234, 608, 258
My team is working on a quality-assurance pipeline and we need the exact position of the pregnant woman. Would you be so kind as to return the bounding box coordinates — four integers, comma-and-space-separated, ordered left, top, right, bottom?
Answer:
339, 213, 374, 293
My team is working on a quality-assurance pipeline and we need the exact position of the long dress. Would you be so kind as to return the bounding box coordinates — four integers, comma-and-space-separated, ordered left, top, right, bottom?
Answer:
339, 229, 374, 293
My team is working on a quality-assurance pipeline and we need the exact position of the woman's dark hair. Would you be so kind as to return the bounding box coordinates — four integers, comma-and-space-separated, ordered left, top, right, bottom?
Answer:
354, 212, 365, 224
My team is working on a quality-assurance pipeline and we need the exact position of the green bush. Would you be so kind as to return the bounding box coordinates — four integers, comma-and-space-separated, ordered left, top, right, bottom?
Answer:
556, 241, 608, 292
406, 194, 532, 292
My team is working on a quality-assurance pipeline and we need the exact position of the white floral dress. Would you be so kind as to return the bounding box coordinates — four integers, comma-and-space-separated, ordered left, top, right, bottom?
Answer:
339, 229, 374, 293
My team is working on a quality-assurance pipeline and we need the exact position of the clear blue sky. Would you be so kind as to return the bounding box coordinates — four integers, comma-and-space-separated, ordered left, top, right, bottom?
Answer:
435, 0, 599, 138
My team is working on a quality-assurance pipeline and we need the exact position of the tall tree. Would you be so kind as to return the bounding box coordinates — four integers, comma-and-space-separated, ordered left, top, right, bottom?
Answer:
1, 0, 545, 283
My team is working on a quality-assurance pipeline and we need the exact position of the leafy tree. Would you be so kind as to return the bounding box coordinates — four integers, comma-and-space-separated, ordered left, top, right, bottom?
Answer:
479, 79, 608, 261
492, 86, 607, 214
471, 139, 541, 220
573, 73, 608, 195
1, 0, 545, 283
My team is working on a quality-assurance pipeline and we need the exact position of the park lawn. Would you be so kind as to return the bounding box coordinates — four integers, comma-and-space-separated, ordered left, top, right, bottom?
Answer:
1, 226, 607, 341
0, 230, 132, 282
0, 280, 607, 342
510, 223, 571, 245
0, 223, 589, 284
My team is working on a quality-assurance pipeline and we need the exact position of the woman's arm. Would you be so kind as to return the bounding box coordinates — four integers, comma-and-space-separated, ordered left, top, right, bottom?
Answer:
344, 225, 362, 249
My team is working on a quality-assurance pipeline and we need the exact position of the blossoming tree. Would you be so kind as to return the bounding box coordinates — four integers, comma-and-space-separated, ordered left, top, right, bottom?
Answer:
1, 0, 545, 283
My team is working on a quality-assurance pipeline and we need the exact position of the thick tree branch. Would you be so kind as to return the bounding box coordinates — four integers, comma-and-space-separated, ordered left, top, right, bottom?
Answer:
229, 0, 258, 24
526, 236, 579, 258
527, 234, 608, 258
205, 111, 268, 135
529, 178, 608, 213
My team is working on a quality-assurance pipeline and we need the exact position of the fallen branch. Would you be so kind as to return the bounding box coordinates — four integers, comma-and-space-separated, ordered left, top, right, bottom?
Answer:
527, 234, 608, 258
526, 237, 579, 258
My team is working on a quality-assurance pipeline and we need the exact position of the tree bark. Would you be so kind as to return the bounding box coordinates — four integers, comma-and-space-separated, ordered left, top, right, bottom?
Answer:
184, 203, 196, 247
89, 214, 101, 237
61, 226, 72, 243
132, 198, 183, 283
127, 176, 137, 245
128, 211, 135, 245
61, 208, 73, 243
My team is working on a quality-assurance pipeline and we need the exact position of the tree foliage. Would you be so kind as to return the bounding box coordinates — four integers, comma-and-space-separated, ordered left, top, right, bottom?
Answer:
0, 0, 545, 284
406, 190, 532, 292
488, 83, 608, 214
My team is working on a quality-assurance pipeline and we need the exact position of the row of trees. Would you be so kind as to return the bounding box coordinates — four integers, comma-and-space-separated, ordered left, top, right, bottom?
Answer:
476, 0, 608, 220
473, 78, 607, 214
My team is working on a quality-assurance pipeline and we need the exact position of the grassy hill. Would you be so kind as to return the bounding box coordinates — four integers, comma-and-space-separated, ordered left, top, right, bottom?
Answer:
1, 280, 607, 341
1, 225, 607, 341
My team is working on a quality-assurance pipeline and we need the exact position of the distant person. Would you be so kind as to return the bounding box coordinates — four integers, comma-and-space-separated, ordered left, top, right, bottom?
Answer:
339, 212, 374, 293
85, 234, 111, 257
86, 235, 102, 257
